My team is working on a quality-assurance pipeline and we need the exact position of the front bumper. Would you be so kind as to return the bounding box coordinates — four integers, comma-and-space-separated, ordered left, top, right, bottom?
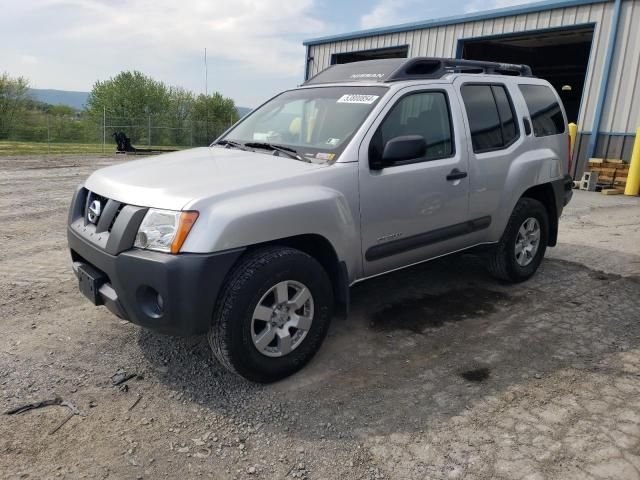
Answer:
68, 227, 244, 336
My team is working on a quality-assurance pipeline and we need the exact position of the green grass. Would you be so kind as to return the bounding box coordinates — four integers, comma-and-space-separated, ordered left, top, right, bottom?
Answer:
0, 141, 188, 156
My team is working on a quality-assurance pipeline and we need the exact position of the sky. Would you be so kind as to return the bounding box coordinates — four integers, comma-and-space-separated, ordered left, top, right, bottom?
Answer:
1, 0, 536, 107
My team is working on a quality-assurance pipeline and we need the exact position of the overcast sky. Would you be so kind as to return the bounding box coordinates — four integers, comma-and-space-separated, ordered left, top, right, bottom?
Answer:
1, 0, 533, 107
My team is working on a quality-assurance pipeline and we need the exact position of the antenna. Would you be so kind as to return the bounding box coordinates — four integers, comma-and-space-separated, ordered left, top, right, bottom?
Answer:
204, 47, 209, 141
204, 47, 208, 96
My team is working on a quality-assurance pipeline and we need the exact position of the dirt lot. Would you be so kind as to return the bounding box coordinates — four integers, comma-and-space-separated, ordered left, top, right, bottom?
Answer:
1, 155, 640, 480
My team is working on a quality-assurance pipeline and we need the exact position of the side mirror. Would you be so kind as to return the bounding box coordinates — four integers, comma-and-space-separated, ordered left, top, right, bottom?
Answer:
381, 135, 426, 167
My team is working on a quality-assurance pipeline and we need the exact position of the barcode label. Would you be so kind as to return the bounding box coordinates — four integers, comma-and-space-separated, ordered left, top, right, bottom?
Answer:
336, 94, 379, 104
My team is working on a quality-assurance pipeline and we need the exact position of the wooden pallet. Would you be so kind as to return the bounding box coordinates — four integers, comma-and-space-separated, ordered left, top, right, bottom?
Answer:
587, 158, 630, 189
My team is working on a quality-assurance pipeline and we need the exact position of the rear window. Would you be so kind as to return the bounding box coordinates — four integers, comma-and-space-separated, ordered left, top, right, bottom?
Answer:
519, 84, 565, 137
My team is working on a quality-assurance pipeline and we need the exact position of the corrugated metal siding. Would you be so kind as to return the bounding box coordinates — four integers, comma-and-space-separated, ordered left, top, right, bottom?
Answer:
601, 0, 640, 133
308, 0, 639, 134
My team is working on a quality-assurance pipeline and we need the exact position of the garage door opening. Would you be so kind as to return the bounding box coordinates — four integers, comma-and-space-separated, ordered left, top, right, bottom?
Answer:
460, 26, 594, 123
332, 45, 409, 65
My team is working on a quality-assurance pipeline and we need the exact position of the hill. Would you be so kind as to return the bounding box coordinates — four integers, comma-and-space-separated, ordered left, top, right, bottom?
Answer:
28, 88, 251, 117
236, 106, 252, 117
28, 89, 89, 110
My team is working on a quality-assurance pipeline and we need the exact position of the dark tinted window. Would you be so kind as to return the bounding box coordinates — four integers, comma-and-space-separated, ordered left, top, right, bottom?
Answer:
461, 85, 502, 152
372, 91, 453, 162
492, 86, 517, 145
461, 84, 519, 153
519, 84, 565, 136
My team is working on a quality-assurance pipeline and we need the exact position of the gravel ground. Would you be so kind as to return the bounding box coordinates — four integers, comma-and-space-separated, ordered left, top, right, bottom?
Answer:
1, 155, 640, 480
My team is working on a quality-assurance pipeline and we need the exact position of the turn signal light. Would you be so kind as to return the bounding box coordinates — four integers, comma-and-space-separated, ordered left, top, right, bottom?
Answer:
171, 211, 199, 254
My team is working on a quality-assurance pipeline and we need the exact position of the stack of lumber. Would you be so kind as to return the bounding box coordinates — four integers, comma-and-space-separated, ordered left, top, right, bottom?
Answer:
587, 158, 630, 193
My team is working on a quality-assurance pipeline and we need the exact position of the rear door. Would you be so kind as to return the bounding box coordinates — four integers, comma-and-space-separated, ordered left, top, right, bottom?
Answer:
455, 80, 524, 233
358, 84, 473, 277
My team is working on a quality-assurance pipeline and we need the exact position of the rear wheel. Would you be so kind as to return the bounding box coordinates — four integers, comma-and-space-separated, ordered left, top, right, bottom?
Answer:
208, 246, 333, 383
487, 197, 549, 283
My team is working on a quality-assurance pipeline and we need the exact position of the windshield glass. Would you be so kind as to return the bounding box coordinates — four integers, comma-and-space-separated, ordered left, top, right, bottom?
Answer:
218, 86, 387, 162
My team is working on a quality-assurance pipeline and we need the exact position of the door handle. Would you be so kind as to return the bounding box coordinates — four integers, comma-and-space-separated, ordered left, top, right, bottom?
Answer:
446, 169, 468, 181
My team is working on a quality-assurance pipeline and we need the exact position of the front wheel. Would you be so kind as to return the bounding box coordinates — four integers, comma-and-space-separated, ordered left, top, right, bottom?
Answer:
486, 197, 549, 283
208, 246, 333, 383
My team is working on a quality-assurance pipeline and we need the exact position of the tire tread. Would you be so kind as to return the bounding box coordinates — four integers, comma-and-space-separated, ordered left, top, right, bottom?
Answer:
209, 246, 330, 381
487, 197, 548, 283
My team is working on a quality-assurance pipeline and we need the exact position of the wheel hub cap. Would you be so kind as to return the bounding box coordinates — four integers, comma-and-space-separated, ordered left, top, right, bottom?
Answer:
515, 217, 541, 267
251, 280, 314, 358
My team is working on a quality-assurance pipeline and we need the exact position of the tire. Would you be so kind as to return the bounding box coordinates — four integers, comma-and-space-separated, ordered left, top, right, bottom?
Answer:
208, 246, 334, 383
487, 197, 549, 283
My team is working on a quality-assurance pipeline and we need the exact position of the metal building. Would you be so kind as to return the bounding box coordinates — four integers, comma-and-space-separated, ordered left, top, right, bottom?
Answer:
302, 0, 640, 176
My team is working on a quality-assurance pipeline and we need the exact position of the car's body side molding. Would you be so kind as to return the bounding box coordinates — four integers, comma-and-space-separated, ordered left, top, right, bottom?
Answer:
365, 216, 491, 261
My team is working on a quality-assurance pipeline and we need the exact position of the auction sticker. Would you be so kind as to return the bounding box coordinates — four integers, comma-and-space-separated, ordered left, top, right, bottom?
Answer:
315, 152, 335, 160
337, 94, 379, 104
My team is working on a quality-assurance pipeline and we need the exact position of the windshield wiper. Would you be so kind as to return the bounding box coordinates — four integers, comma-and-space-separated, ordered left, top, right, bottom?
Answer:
243, 142, 309, 162
215, 139, 246, 150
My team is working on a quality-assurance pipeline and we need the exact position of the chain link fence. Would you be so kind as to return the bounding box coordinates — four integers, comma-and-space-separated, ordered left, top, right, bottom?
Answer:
1, 111, 235, 154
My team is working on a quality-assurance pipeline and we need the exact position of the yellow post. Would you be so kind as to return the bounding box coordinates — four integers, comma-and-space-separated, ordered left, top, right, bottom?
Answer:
568, 123, 577, 153
625, 127, 640, 196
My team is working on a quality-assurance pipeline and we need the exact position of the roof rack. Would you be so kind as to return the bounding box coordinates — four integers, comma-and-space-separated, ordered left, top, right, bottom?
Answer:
303, 57, 533, 85
388, 58, 533, 81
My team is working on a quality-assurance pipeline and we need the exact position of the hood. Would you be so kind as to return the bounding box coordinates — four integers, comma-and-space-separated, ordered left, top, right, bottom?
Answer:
84, 147, 326, 210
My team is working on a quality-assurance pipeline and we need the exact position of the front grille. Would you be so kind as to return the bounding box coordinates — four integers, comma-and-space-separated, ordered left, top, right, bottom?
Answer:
70, 187, 147, 255
83, 190, 123, 233
108, 203, 125, 232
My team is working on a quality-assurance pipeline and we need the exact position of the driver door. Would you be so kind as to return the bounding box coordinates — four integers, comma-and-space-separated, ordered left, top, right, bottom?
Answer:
358, 85, 472, 277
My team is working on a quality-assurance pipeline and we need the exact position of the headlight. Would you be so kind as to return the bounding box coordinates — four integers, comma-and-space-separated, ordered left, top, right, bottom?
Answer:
134, 209, 199, 254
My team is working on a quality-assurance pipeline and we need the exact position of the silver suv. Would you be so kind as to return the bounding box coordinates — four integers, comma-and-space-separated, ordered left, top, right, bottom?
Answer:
68, 58, 573, 382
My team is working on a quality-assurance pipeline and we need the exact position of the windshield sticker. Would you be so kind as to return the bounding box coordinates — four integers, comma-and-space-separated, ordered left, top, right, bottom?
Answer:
253, 132, 272, 141
315, 152, 335, 161
337, 94, 379, 104
326, 137, 341, 146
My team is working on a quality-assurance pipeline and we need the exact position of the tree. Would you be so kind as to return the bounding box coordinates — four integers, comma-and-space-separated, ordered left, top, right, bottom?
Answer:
86, 70, 239, 146
191, 92, 239, 143
165, 86, 195, 145
0, 73, 29, 139
86, 71, 171, 142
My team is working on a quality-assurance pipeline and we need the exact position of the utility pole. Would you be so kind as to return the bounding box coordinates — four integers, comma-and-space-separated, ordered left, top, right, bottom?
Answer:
205, 47, 209, 143
204, 47, 208, 97
102, 106, 106, 154
47, 114, 50, 154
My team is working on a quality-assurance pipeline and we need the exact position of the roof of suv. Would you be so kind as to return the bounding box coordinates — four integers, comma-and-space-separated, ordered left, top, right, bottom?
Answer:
303, 57, 534, 86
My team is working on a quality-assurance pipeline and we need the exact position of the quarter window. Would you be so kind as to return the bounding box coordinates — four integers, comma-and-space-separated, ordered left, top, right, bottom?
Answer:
461, 84, 519, 153
371, 91, 454, 164
519, 84, 565, 136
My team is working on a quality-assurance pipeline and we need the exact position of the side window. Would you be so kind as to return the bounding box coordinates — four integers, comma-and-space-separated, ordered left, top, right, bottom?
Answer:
519, 84, 565, 136
492, 86, 517, 145
460, 84, 519, 153
371, 91, 454, 163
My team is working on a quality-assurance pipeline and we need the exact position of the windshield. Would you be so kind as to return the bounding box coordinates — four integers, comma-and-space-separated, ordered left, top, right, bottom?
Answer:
217, 86, 387, 162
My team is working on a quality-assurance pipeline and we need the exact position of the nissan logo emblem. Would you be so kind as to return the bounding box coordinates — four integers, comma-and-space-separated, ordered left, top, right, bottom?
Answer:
87, 199, 102, 224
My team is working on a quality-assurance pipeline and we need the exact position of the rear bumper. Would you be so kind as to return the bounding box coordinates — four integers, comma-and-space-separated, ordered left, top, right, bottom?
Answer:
68, 227, 244, 336
562, 174, 573, 207
551, 174, 573, 215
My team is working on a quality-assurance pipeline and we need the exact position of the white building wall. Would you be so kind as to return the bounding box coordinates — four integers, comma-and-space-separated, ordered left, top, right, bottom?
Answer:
307, 0, 639, 135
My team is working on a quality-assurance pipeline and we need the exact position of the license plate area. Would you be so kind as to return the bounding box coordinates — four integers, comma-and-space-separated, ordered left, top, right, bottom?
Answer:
76, 263, 106, 305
